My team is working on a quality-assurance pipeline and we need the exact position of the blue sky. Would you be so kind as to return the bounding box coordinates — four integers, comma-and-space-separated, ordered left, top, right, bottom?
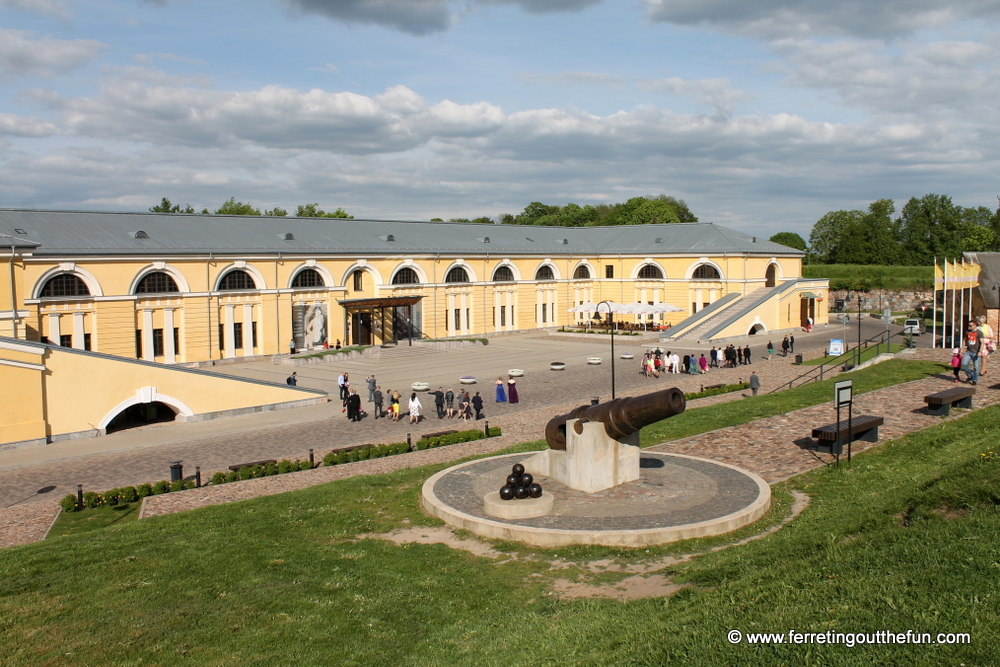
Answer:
3, 0, 1000, 239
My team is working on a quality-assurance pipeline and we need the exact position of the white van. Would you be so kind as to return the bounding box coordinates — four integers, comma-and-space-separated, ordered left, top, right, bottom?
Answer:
902, 319, 924, 335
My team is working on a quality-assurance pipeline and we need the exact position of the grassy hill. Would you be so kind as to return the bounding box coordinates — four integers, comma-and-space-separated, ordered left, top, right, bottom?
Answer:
1, 361, 995, 666
803, 265, 933, 291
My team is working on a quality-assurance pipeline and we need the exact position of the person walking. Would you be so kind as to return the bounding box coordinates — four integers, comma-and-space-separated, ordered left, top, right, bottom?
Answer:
366, 375, 377, 402
698, 353, 708, 373
472, 392, 484, 419
789, 335, 795, 353
408, 392, 423, 424
373, 385, 384, 418
950, 349, 962, 383
288, 338, 296, 355
390, 390, 401, 421
433, 387, 445, 419
671, 351, 680, 373
710, 347, 719, 368
744, 345, 752, 365
749, 371, 761, 396
806, 316, 813, 333
978, 315, 993, 376
781, 336, 790, 357
286, 372, 297, 386
459, 391, 472, 420
445, 388, 455, 418
767, 341, 774, 361
495, 377, 507, 402
507, 377, 519, 404
963, 321, 983, 385
337, 372, 347, 400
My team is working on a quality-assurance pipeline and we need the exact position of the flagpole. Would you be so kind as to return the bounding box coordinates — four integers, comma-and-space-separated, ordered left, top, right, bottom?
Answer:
932, 257, 938, 348
943, 260, 949, 347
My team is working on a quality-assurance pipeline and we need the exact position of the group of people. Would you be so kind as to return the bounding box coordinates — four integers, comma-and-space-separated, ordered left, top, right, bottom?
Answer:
951, 316, 995, 385
343, 377, 508, 423
494, 376, 520, 404
638, 345, 759, 378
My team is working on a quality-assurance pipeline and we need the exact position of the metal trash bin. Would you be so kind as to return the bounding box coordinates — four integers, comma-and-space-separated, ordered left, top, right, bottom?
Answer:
795, 354, 803, 364
169, 461, 183, 482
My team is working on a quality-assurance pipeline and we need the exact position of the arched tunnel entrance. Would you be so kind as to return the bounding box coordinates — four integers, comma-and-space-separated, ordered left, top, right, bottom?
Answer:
105, 401, 178, 434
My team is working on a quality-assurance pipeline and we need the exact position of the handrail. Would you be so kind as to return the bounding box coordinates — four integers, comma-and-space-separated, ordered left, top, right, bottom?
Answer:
766, 329, 903, 395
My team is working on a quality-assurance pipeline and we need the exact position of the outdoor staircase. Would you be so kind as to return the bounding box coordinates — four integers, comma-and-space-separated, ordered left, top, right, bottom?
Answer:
677, 286, 773, 341
373, 345, 441, 359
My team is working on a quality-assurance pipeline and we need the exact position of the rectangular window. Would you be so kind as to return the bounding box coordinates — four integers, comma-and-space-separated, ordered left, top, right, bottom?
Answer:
152, 328, 164, 357
218, 324, 225, 351
173, 328, 180, 356
466, 308, 470, 329
84, 333, 92, 351
542, 303, 547, 323
353, 270, 363, 291
233, 322, 244, 349
251, 322, 258, 348
454, 308, 461, 331
60, 334, 72, 348
500, 305, 506, 326
605, 265, 614, 279
136, 330, 143, 358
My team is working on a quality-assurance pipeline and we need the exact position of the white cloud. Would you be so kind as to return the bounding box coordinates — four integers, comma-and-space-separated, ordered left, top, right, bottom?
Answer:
0, 0, 71, 19
640, 0, 1000, 39
638, 77, 754, 116
0, 112, 60, 137
0, 28, 107, 80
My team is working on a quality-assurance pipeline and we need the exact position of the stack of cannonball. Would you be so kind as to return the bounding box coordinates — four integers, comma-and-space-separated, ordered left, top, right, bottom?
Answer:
499, 463, 542, 500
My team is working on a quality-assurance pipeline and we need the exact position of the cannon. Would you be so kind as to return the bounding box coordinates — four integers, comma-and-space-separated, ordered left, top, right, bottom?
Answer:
544, 387, 686, 450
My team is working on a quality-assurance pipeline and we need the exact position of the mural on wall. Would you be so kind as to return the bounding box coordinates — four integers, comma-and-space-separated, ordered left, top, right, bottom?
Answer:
293, 303, 327, 349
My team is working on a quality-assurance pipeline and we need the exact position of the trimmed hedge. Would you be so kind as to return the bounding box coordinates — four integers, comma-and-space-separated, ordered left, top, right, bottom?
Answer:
323, 426, 502, 467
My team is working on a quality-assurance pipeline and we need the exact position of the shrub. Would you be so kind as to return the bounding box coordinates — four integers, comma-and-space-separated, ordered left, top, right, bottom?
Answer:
488, 426, 502, 437
347, 449, 360, 463
104, 488, 121, 507
211, 472, 226, 486
136, 483, 153, 498
278, 460, 293, 474
298, 459, 312, 471
169, 479, 185, 492
337, 451, 351, 464
60, 494, 79, 513
237, 466, 254, 481
119, 486, 138, 503
151, 480, 170, 495
265, 462, 278, 476
225, 471, 238, 483
83, 491, 103, 509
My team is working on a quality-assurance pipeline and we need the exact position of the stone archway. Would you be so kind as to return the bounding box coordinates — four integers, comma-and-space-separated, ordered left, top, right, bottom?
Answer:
765, 264, 777, 288
104, 401, 178, 434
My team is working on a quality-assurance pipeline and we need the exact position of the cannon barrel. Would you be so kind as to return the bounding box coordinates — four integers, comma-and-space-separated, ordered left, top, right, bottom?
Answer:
544, 387, 686, 450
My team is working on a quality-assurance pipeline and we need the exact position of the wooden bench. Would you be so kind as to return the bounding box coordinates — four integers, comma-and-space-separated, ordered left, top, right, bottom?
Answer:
228, 459, 276, 472
811, 415, 884, 454
703, 383, 725, 391
924, 387, 975, 416
421, 429, 458, 440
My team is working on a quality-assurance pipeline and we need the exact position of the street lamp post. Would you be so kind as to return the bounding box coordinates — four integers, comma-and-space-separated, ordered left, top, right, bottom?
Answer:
593, 300, 616, 400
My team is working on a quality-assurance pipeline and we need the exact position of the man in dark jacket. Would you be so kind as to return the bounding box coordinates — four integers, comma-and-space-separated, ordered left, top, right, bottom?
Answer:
432, 388, 445, 418
471, 392, 484, 420
346, 389, 362, 421
372, 386, 384, 419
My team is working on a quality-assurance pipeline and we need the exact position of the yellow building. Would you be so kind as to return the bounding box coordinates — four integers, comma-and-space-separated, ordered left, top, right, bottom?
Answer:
1, 209, 827, 362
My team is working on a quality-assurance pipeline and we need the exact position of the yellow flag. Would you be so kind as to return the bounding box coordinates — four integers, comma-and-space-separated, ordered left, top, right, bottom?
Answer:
934, 261, 944, 288
968, 261, 981, 288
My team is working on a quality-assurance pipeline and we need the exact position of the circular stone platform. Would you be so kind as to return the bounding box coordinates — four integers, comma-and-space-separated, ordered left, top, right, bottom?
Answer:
422, 452, 770, 547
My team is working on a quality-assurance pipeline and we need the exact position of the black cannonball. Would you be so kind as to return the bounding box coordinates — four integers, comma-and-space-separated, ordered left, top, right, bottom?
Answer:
499, 485, 514, 501
528, 483, 542, 498
520, 473, 533, 487
514, 485, 528, 499
512, 464, 525, 476
506, 473, 521, 487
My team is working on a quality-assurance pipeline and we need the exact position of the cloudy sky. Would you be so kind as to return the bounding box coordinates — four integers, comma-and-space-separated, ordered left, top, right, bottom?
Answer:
1, 0, 999, 238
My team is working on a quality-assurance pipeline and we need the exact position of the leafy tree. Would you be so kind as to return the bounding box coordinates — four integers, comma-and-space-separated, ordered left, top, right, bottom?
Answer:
430, 217, 444, 222
150, 197, 194, 214
496, 213, 515, 225
294, 203, 352, 219
769, 232, 807, 251
839, 199, 898, 265
265, 206, 287, 217
808, 209, 860, 264
215, 197, 261, 216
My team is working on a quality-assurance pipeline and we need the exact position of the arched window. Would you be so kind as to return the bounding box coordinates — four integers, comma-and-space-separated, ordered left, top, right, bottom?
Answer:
292, 269, 325, 288
692, 265, 721, 280
40, 274, 90, 297
446, 267, 469, 283
392, 268, 420, 285
637, 265, 664, 279
535, 265, 554, 281
573, 265, 591, 280
492, 266, 514, 282
135, 272, 179, 294
219, 270, 256, 291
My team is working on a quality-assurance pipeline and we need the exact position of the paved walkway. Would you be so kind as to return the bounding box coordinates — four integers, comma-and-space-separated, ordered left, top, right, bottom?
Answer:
0, 319, 926, 547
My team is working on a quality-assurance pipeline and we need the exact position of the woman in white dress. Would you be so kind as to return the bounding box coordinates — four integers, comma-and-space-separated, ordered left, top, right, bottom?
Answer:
408, 392, 422, 424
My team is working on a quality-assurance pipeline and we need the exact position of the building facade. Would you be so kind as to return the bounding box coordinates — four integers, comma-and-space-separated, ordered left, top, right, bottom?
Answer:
1, 210, 828, 364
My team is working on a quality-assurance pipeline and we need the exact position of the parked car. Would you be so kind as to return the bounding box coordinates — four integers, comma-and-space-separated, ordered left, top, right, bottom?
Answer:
903, 318, 925, 335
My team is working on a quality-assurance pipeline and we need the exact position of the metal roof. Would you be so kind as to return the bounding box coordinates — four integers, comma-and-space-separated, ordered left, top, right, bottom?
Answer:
0, 208, 802, 258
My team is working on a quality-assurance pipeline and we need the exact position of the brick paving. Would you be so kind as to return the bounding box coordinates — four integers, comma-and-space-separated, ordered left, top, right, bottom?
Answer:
0, 327, 959, 547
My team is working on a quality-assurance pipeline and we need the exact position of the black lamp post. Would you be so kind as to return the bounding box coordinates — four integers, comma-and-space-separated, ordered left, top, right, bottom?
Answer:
592, 300, 616, 399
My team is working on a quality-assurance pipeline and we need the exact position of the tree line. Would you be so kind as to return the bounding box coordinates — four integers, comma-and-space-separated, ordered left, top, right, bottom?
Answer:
436, 195, 698, 226
150, 197, 353, 219
806, 194, 999, 265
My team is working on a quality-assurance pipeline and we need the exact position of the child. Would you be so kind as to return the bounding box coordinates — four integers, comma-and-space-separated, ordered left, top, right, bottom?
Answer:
951, 348, 962, 382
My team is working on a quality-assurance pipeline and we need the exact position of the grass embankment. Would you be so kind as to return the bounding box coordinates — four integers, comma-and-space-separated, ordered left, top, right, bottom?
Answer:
2, 360, 994, 665
803, 264, 933, 291
802, 343, 905, 367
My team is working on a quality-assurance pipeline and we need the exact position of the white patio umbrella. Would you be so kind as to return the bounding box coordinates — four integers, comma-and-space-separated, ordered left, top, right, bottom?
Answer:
567, 301, 598, 313
650, 302, 684, 313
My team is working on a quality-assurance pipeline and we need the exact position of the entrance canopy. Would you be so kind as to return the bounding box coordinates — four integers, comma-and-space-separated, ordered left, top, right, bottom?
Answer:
338, 296, 423, 309
338, 296, 423, 346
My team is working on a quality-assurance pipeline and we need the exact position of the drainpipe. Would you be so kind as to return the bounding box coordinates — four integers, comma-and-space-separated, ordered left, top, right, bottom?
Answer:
206, 253, 213, 359
275, 252, 281, 354
8, 246, 18, 339
483, 252, 489, 336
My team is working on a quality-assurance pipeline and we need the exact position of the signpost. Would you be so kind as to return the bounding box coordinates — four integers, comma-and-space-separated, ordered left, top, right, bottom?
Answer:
829, 339, 844, 356
833, 379, 854, 466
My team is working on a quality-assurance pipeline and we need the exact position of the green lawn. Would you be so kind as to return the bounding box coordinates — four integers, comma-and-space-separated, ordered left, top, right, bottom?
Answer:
1, 359, 994, 666
801, 343, 905, 367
